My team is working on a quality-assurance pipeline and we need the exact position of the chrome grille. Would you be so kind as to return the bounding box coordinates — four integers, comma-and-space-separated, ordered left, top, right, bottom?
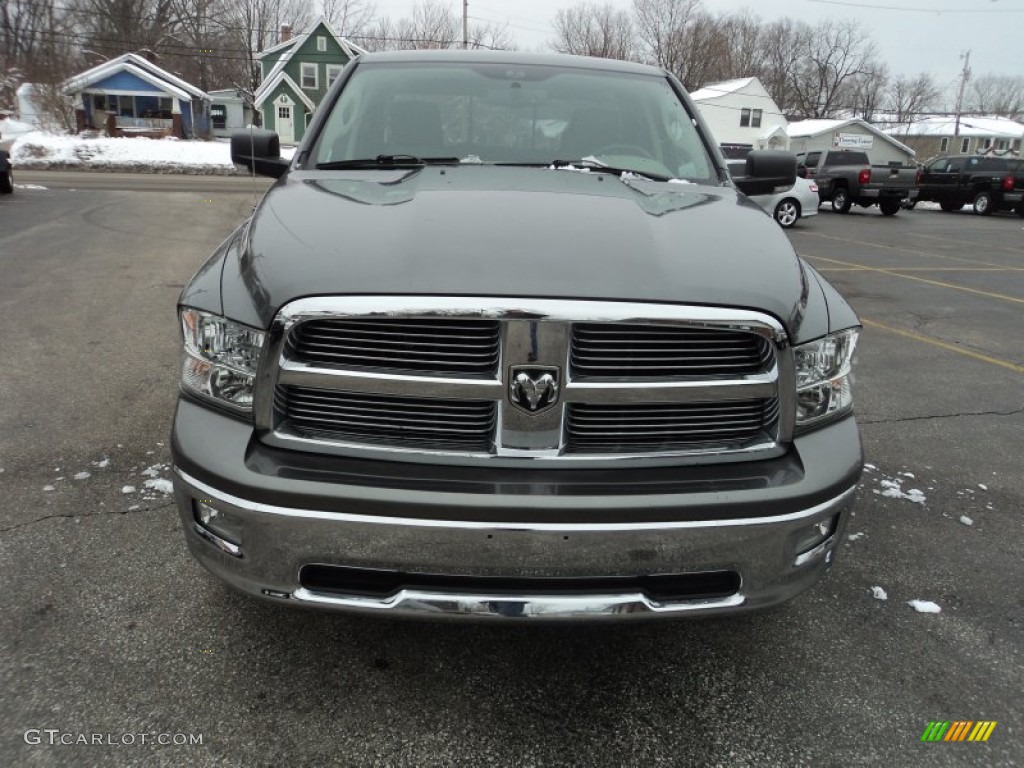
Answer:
571, 323, 772, 378
289, 319, 500, 377
566, 399, 778, 453
258, 298, 792, 463
277, 386, 496, 452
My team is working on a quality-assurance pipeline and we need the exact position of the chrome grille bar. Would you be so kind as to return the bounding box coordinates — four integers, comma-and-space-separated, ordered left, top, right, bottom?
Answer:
253, 297, 794, 465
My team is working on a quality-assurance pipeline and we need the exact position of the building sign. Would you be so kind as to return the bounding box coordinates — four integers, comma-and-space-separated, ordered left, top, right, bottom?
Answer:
833, 132, 874, 149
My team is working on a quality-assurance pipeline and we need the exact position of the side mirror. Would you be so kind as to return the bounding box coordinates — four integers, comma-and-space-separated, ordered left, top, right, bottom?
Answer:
733, 150, 797, 196
231, 129, 290, 178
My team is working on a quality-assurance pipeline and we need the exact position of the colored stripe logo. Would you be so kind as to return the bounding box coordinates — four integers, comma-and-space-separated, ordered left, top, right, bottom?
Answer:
921, 721, 997, 742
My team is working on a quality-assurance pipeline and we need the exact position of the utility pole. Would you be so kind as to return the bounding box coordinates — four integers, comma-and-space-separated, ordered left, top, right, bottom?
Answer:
463, 0, 469, 50
953, 50, 971, 142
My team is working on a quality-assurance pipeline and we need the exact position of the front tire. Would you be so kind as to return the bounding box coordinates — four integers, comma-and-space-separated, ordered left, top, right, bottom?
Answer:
0, 167, 12, 195
972, 191, 993, 216
773, 198, 800, 228
831, 188, 852, 213
879, 200, 901, 216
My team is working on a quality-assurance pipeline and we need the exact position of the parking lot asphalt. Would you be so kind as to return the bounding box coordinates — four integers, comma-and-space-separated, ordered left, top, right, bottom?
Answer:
1, 173, 1021, 767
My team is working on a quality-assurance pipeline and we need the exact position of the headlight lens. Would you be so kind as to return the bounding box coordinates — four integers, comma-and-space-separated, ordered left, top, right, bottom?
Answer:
180, 309, 265, 412
794, 328, 858, 429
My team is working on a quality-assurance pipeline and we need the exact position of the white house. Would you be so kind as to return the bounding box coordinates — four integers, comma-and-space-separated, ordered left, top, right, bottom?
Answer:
689, 77, 789, 152
787, 118, 916, 165
207, 88, 255, 137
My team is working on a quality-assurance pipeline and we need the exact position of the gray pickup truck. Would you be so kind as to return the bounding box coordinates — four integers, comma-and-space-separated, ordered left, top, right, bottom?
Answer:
798, 150, 917, 215
171, 51, 863, 621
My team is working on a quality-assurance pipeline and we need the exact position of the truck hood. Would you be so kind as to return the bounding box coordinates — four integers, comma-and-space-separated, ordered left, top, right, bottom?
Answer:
227, 166, 811, 333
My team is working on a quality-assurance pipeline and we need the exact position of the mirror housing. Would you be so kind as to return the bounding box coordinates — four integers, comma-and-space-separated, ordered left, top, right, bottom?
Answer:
733, 150, 798, 196
231, 129, 290, 178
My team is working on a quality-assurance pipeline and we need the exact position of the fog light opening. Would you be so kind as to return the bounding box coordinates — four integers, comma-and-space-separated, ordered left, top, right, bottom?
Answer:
793, 513, 839, 567
193, 500, 243, 557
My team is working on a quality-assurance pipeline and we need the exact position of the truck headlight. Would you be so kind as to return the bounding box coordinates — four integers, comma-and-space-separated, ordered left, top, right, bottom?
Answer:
180, 308, 265, 412
794, 328, 858, 430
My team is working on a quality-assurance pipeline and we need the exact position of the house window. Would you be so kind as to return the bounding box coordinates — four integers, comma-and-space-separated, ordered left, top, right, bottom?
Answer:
278, 105, 291, 120
93, 93, 107, 111
108, 95, 118, 114
751, 109, 762, 128
1013, 139, 1021, 151
939, 137, 949, 153
211, 105, 227, 130
317, 36, 326, 51
301, 62, 318, 89
995, 138, 1009, 151
326, 64, 343, 87
981, 137, 992, 150
740, 108, 751, 127
960, 137, 970, 153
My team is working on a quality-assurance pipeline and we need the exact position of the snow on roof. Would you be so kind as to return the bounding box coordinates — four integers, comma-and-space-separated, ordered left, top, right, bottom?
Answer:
895, 115, 1024, 138
689, 77, 755, 101
63, 53, 209, 101
253, 71, 317, 111
787, 117, 915, 156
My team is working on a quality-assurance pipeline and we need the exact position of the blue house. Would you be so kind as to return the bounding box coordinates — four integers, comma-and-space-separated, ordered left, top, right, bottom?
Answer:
63, 54, 211, 139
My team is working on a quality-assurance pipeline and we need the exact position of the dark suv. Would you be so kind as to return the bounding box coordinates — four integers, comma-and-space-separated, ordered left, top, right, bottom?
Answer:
171, 51, 863, 621
911, 154, 1024, 216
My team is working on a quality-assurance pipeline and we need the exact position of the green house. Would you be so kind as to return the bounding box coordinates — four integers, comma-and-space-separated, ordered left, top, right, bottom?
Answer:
254, 19, 366, 145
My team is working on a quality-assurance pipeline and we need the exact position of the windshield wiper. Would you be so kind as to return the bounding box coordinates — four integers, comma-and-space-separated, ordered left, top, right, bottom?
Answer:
496, 159, 673, 182
316, 154, 461, 170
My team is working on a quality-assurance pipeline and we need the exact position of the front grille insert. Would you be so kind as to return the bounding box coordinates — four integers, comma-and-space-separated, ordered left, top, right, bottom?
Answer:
300, 564, 742, 602
571, 323, 773, 378
277, 386, 496, 452
566, 399, 778, 453
289, 318, 501, 377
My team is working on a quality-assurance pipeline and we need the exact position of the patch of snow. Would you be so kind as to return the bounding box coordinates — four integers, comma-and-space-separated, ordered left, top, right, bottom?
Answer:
0, 467, 4, 473
116, 443, 123, 448
121, 485, 136, 494
877, 475, 926, 504
14, 184, 48, 190
43, 485, 55, 491
871, 586, 888, 601
143, 478, 173, 495
908, 600, 941, 614
127, 505, 140, 511
10, 132, 254, 175
901, 472, 915, 478
92, 458, 110, 468
668, 178, 695, 184
978, 483, 987, 491
848, 532, 865, 541
73, 471, 91, 480
960, 516, 973, 526
55, 477, 64, 481
146, 451, 154, 455
864, 463, 876, 470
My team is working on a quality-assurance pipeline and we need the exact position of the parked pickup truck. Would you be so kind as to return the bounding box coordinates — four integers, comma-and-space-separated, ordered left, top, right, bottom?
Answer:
909, 154, 1024, 216
797, 150, 917, 215
172, 50, 863, 621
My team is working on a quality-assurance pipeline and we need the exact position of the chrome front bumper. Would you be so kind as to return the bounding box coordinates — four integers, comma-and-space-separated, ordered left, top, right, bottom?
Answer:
173, 467, 857, 621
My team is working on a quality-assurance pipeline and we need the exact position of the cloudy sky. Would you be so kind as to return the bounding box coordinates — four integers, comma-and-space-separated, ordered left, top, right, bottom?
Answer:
371, 0, 1024, 103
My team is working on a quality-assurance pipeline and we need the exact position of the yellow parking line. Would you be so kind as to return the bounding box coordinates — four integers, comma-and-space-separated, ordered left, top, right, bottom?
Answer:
915, 231, 1024, 257
797, 231, 1016, 269
803, 254, 1024, 305
861, 318, 1024, 374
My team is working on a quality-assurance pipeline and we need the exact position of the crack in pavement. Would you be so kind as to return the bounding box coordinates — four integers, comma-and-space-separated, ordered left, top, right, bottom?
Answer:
860, 408, 1024, 426
0, 501, 176, 534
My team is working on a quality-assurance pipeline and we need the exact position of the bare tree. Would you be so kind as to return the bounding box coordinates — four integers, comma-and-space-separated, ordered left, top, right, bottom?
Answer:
320, 0, 376, 37
551, 2, 636, 60
632, 0, 703, 83
359, 0, 514, 51
788, 19, 878, 119
226, 0, 314, 91
968, 74, 1024, 119
842, 62, 889, 122
886, 73, 939, 124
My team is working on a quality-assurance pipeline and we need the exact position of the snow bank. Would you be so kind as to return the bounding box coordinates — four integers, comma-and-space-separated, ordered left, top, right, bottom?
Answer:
908, 600, 941, 614
10, 132, 297, 175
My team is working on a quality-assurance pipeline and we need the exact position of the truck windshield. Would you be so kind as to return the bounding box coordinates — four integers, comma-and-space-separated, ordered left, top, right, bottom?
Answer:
309, 61, 716, 183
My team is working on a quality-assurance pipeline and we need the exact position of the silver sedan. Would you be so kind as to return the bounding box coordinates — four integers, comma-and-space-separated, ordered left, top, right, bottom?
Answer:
729, 162, 820, 228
